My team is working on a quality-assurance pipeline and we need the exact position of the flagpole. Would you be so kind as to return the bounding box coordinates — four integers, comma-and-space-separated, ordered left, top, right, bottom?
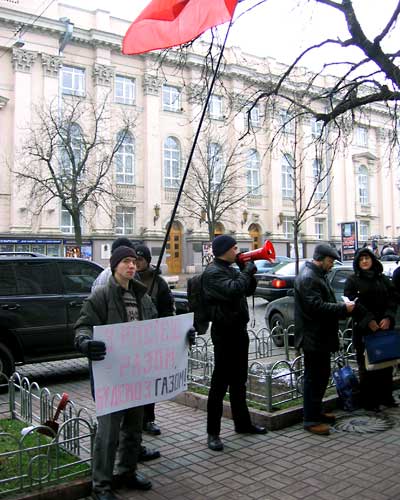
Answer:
150, 21, 234, 294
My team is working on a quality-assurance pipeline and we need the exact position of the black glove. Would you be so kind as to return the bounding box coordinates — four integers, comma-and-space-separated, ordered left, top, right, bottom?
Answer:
235, 253, 246, 271
186, 327, 196, 347
80, 339, 106, 361
243, 261, 257, 275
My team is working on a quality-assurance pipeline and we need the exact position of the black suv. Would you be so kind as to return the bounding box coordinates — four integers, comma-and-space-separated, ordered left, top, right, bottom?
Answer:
0, 253, 189, 377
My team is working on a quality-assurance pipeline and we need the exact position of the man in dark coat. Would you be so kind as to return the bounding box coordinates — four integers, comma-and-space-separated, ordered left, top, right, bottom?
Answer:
202, 235, 266, 452
135, 244, 175, 436
75, 246, 157, 500
91, 238, 160, 463
294, 243, 355, 436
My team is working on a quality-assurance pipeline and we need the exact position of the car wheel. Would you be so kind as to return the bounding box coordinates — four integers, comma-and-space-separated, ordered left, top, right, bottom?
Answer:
0, 342, 15, 379
270, 313, 285, 348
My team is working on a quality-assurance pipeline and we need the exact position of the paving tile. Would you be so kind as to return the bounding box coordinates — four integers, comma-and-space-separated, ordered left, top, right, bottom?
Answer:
13, 360, 400, 500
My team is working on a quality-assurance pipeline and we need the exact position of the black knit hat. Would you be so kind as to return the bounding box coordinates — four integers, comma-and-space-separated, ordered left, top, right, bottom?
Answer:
111, 237, 134, 253
135, 244, 152, 264
313, 243, 341, 262
212, 235, 237, 257
110, 246, 137, 272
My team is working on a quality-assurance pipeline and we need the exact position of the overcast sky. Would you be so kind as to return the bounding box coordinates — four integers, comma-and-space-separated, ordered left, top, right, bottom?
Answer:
64, 0, 398, 71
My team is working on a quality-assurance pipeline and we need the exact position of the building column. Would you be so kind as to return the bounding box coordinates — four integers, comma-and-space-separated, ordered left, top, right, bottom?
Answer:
10, 48, 37, 233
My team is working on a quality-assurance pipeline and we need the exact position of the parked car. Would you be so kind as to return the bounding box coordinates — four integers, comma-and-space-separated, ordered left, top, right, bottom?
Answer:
0, 253, 188, 377
255, 259, 307, 301
264, 263, 400, 347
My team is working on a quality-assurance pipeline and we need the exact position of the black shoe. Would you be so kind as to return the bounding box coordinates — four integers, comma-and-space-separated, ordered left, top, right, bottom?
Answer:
381, 400, 399, 408
364, 405, 381, 412
139, 446, 161, 462
114, 471, 152, 491
320, 412, 336, 424
92, 490, 118, 500
235, 424, 267, 434
143, 421, 161, 435
207, 434, 223, 451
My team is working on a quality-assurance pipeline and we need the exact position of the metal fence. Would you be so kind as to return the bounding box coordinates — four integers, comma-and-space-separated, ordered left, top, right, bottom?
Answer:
0, 372, 94, 497
188, 325, 362, 412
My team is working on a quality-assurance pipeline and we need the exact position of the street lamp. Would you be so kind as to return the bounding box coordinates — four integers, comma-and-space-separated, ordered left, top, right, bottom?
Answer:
241, 209, 248, 227
153, 203, 160, 225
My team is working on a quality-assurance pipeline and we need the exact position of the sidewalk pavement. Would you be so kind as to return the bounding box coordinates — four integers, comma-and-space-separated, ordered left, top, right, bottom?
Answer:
18, 360, 400, 500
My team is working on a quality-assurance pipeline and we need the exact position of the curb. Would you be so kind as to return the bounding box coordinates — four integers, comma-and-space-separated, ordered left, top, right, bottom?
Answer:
172, 391, 338, 431
11, 477, 91, 500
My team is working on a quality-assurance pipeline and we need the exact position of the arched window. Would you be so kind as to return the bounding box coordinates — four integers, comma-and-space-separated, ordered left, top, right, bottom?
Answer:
281, 154, 294, 199
60, 123, 83, 177
115, 131, 135, 185
246, 149, 261, 195
208, 142, 223, 190
163, 136, 181, 188
358, 165, 369, 205
313, 159, 324, 200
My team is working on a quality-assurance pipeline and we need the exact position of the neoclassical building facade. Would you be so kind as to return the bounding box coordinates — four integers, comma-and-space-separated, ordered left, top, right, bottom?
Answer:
0, 0, 399, 272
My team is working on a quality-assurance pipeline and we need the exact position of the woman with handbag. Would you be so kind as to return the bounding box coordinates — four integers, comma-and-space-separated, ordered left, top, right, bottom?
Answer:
344, 247, 398, 411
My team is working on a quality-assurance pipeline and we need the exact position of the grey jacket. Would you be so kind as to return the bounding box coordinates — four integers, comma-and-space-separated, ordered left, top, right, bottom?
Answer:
75, 275, 158, 349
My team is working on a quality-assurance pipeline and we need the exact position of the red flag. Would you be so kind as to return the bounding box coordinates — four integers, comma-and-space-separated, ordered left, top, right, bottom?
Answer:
122, 0, 238, 55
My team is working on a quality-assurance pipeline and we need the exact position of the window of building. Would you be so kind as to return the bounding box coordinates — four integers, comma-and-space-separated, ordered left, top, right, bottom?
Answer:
245, 105, 261, 127
116, 206, 134, 235
115, 131, 135, 185
61, 66, 85, 96
60, 207, 74, 233
311, 118, 323, 138
355, 125, 368, 147
315, 218, 325, 240
313, 159, 325, 200
358, 164, 369, 205
162, 85, 181, 112
359, 220, 370, 242
281, 154, 294, 199
208, 95, 223, 119
279, 109, 295, 134
60, 123, 83, 178
246, 149, 261, 194
163, 136, 181, 188
115, 75, 135, 105
282, 216, 294, 239
208, 142, 223, 190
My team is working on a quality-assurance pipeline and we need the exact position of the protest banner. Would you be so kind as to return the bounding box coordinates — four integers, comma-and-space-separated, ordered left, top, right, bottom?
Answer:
92, 312, 193, 416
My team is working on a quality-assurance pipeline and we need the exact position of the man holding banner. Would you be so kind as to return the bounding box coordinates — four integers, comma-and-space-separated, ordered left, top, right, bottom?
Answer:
75, 246, 157, 499
75, 245, 195, 500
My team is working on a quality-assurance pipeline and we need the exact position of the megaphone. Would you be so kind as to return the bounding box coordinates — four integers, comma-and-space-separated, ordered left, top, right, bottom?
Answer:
237, 240, 276, 264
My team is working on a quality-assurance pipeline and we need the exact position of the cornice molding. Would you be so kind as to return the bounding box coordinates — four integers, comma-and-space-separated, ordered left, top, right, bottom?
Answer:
12, 47, 36, 73
142, 73, 162, 96
0, 95, 9, 109
41, 53, 62, 77
92, 63, 114, 86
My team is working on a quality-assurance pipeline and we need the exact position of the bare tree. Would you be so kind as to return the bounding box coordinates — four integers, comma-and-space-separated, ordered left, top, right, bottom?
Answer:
13, 94, 135, 247
242, 0, 400, 132
271, 108, 338, 271
181, 132, 260, 240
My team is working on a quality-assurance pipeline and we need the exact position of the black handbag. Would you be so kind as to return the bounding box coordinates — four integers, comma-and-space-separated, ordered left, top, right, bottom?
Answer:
364, 330, 400, 364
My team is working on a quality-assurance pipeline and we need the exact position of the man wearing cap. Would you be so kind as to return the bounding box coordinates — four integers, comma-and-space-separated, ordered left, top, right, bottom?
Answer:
135, 244, 175, 436
294, 243, 355, 436
91, 237, 134, 291
75, 246, 158, 500
91, 238, 161, 463
202, 235, 266, 452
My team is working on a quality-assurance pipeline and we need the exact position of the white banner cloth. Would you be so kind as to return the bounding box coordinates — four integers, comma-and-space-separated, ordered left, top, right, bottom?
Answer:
93, 313, 193, 416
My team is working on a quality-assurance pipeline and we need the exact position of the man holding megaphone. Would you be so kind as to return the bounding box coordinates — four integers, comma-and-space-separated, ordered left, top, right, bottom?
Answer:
202, 235, 275, 451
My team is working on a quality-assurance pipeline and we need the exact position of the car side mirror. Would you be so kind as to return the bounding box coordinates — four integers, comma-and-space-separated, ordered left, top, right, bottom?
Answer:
286, 289, 294, 297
